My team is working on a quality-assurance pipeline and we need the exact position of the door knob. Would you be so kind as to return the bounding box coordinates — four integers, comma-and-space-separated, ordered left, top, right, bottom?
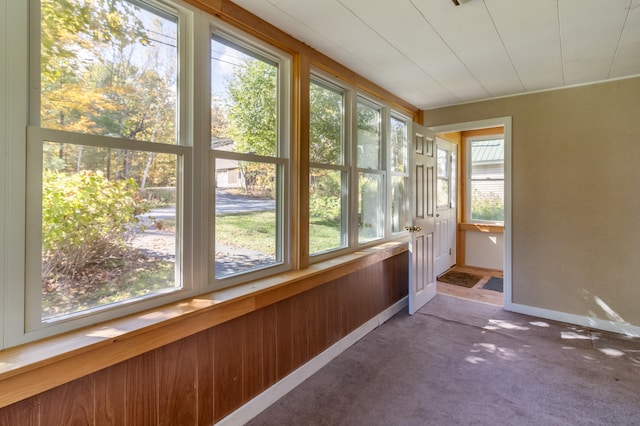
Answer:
404, 226, 422, 232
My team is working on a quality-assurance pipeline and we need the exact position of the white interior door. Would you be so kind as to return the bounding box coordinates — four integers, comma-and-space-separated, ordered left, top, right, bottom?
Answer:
435, 138, 457, 276
408, 123, 437, 314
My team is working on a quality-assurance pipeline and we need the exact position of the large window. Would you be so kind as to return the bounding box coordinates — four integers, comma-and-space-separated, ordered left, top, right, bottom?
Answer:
468, 137, 504, 223
3, 0, 412, 349
210, 32, 290, 283
309, 77, 348, 255
27, 0, 189, 330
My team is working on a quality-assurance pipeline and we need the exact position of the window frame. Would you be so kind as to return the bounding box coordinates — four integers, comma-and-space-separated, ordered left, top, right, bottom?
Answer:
19, 0, 197, 343
466, 134, 505, 225
388, 111, 411, 235
308, 72, 351, 258
209, 21, 292, 288
355, 96, 386, 245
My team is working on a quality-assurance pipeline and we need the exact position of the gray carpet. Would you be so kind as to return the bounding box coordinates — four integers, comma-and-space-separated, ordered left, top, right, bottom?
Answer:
247, 294, 640, 426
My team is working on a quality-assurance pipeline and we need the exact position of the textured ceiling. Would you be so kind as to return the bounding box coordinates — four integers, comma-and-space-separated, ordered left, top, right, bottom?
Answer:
233, 0, 640, 109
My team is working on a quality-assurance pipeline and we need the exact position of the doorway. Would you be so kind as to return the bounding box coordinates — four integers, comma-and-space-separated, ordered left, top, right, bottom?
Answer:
429, 117, 512, 309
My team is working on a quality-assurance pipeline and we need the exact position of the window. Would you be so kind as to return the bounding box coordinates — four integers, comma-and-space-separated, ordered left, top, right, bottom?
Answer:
3, 0, 412, 349
309, 77, 348, 255
356, 99, 385, 243
468, 137, 504, 223
389, 115, 409, 234
437, 145, 450, 209
26, 0, 191, 332
210, 31, 290, 283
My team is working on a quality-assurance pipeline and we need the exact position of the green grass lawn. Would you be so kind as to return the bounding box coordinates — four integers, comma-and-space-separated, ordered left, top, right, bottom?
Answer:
309, 217, 342, 254
215, 211, 342, 255
215, 211, 277, 254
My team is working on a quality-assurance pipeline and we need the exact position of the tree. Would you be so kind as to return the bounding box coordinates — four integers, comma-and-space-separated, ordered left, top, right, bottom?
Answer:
309, 82, 342, 164
226, 58, 277, 157
224, 58, 278, 195
40, 0, 177, 186
356, 104, 381, 169
309, 82, 344, 222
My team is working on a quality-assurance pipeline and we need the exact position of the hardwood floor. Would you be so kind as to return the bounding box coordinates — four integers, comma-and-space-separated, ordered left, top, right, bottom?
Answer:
436, 265, 503, 306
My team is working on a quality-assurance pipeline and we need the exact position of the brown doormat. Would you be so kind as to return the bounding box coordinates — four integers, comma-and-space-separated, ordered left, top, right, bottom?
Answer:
437, 271, 482, 288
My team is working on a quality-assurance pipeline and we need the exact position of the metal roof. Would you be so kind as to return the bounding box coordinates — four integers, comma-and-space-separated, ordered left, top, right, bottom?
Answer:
471, 139, 504, 163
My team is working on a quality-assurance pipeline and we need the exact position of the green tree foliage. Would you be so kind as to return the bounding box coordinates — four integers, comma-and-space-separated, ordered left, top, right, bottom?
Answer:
224, 58, 278, 195
226, 58, 277, 157
310, 83, 342, 164
41, 0, 177, 186
356, 103, 381, 169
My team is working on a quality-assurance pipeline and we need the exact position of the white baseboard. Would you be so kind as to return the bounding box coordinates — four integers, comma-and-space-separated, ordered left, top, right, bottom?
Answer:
216, 296, 408, 426
508, 303, 640, 337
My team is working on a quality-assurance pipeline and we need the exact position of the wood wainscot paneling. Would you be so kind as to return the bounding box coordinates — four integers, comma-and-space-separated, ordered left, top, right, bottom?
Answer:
0, 250, 408, 425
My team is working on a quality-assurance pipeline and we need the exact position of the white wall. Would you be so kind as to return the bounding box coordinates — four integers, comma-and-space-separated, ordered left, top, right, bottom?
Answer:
465, 231, 503, 270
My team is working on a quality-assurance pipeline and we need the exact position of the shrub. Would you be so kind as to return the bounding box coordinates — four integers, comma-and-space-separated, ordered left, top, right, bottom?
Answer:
471, 191, 504, 221
42, 170, 146, 278
309, 194, 341, 222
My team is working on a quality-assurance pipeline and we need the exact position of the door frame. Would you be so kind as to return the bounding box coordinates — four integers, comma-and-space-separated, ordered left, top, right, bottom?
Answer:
428, 117, 512, 310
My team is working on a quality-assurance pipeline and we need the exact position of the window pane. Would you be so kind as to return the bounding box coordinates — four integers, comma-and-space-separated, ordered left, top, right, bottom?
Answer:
41, 0, 178, 144
437, 178, 449, 209
310, 82, 343, 164
211, 37, 278, 157
215, 160, 279, 279
390, 117, 407, 173
451, 148, 457, 209
41, 141, 178, 320
357, 102, 381, 169
391, 175, 409, 233
358, 173, 384, 243
470, 139, 504, 180
436, 146, 450, 208
310, 168, 346, 254
437, 147, 448, 178
471, 181, 504, 221
470, 138, 504, 222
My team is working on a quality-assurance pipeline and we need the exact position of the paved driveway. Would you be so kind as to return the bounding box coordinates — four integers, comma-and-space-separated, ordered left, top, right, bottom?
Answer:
134, 190, 276, 270
215, 190, 275, 214
144, 189, 275, 220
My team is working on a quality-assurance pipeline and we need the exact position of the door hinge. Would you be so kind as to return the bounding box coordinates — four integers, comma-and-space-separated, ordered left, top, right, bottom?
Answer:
449, 248, 452, 255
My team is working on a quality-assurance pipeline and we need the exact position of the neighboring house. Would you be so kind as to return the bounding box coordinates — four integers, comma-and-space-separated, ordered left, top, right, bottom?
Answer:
212, 138, 243, 189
